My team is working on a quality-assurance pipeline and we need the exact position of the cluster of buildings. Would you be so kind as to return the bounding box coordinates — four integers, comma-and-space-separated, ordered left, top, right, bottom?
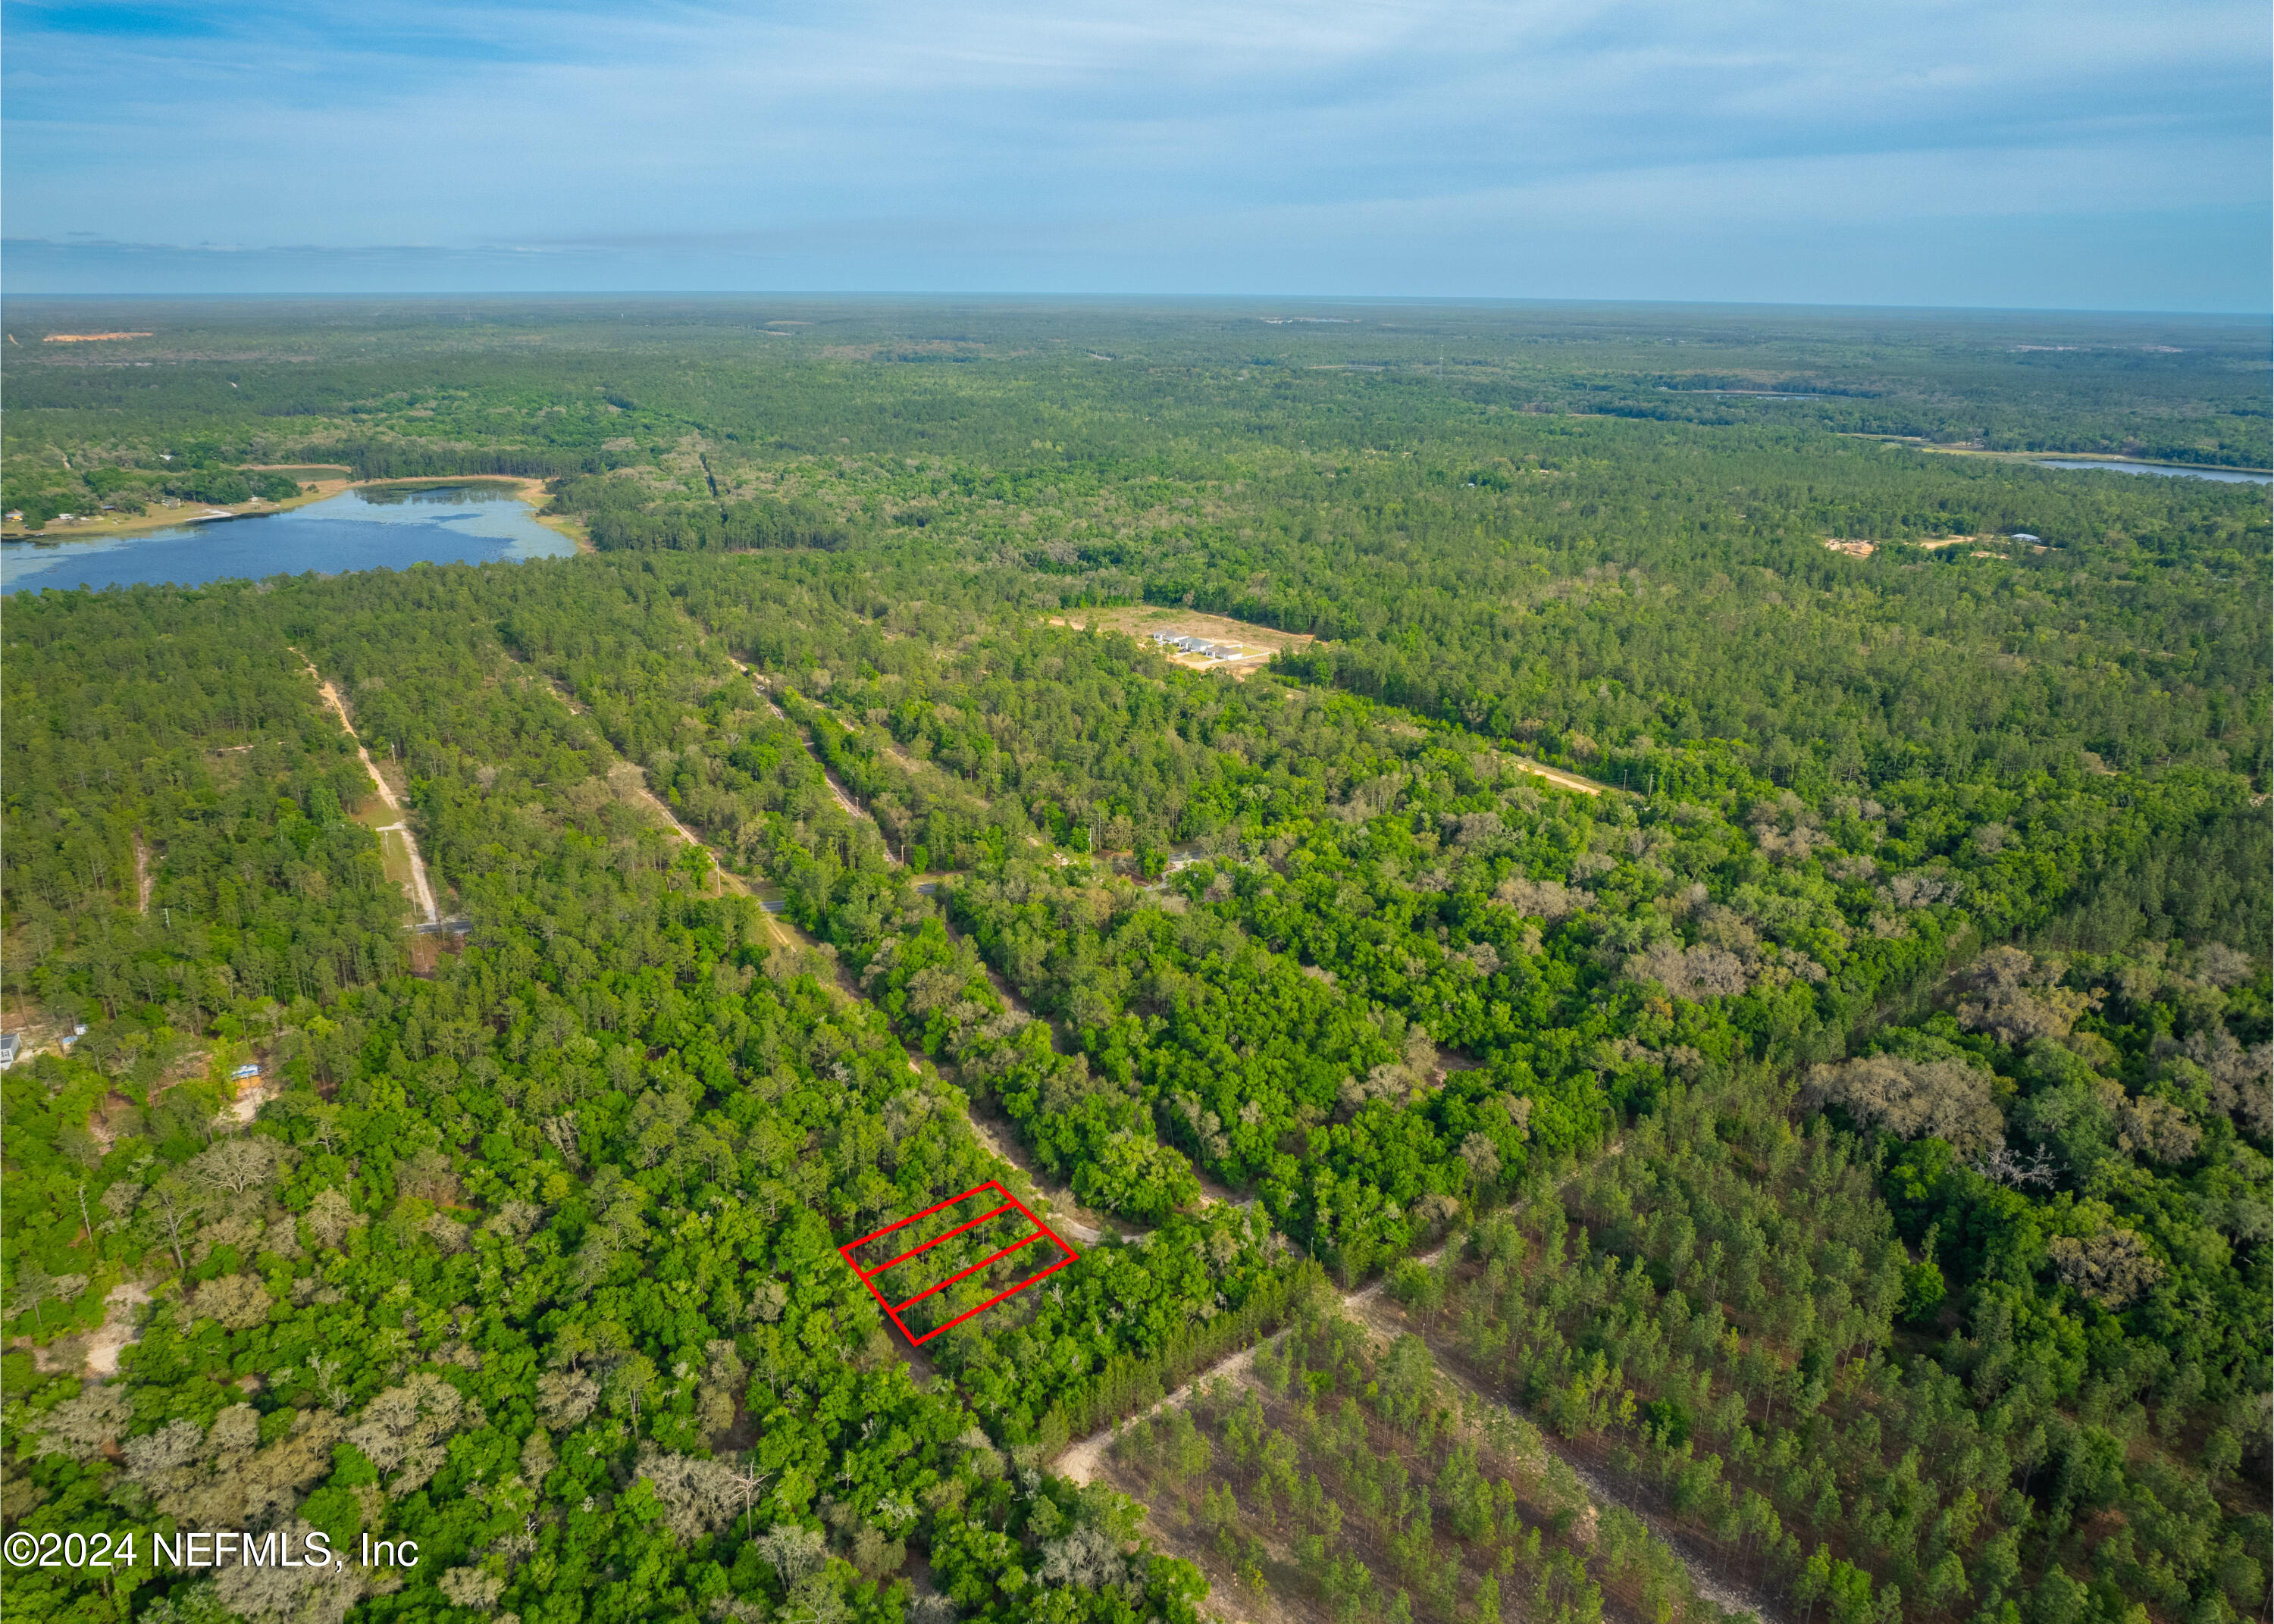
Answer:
1148, 631, 1250, 662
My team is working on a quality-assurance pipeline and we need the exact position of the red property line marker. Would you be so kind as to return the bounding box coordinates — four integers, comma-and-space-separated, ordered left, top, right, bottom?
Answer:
838, 1180, 1080, 1347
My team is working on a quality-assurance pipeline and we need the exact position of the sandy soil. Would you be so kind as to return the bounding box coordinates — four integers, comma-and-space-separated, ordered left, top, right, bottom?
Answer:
2, 483, 336, 542
227, 1075, 272, 1126
1488, 749, 1607, 796
375, 824, 440, 925
135, 836, 154, 914
607, 762, 752, 894
954, 1103, 1132, 1248
2, 993, 74, 1064
1044, 610, 1605, 799
83, 1282, 152, 1378
1054, 1265, 1439, 1624
744, 672, 1172, 1241
1057, 1339, 1273, 1491
1053, 1247, 1439, 1489
721, 662, 1166, 1245
756, 675, 1247, 1226
527, 674, 800, 954
537, 640, 1763, 1623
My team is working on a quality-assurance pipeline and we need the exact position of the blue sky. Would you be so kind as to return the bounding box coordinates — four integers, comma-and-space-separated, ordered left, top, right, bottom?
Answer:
5, 0, 2268, 307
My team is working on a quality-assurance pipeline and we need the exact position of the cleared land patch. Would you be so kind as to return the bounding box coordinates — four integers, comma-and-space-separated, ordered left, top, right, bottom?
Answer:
1048, 606, 1315, 680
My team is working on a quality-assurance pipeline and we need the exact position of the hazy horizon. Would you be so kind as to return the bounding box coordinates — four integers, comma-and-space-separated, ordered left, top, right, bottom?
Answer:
5, 293, 2269, 322
5, 0, 2268, 311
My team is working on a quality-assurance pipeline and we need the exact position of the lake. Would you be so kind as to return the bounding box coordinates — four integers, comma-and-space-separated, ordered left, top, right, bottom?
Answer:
0, 483, 578, 596
2034, 458, 2271, 485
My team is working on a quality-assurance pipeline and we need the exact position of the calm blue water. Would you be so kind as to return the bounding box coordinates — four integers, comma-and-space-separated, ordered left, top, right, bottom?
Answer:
2034, 458, 2271, 485
0, 483, 578, 595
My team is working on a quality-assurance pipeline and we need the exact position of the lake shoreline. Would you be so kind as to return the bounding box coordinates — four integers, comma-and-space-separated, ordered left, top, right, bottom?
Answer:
1837, 434, 2272, 474
1, 482, 583, 595
2, 474, 593, 552
1918, 444, 2273, 476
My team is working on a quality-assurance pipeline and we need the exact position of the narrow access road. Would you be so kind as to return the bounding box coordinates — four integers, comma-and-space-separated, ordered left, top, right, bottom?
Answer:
522, 668, 807, 959
731, 661, 895, 854
291, 649, 440, 927
376, 824, 441, 925
1500, 753, 1607, 796
579, 686, 1109, 1247
734, 659, 1140, 1243
1062, 1237, 1771, 1622
606, 762, 749, 896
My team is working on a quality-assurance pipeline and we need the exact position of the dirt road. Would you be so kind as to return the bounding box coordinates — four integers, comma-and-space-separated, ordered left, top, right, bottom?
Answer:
732, 663, 893, 850
291, 649, 441, 926
1502, 754, 1606, 796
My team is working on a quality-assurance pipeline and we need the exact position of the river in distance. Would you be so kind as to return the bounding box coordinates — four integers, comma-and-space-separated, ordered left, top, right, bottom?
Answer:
2033, 458, 2271, 484
0, 483, 578, 596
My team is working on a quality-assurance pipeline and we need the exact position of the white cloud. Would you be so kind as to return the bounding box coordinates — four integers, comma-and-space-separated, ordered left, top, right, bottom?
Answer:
2, 0, 2265, 302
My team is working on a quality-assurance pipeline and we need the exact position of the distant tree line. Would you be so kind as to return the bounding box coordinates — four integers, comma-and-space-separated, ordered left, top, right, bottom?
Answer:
319, 442, 619, 480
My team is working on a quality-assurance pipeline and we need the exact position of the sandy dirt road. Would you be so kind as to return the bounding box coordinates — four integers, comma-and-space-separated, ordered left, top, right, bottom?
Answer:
291, 649, 440, 926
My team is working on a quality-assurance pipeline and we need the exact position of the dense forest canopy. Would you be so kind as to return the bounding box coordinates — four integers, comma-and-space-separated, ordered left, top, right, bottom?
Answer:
1, 299, 2266, 1624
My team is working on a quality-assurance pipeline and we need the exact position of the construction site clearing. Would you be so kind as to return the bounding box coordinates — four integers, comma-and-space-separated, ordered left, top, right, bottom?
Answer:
1044, 606, 1314, 677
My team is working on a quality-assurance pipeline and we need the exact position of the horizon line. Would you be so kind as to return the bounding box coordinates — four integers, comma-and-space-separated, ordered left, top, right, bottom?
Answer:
2, 289, 2268, 321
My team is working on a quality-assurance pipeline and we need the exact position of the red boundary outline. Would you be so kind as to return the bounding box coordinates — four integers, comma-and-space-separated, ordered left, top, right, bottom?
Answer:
838, 1180, 1079, 1347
